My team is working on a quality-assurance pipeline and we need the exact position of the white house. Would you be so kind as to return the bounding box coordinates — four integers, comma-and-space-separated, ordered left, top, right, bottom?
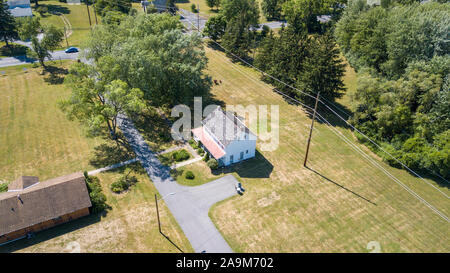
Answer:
192, 106, 257, 167
7, 0, 33, 17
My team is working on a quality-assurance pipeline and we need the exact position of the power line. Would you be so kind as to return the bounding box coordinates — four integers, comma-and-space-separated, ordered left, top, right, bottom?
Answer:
179, 10, 449, 187
204, 39, 450, 223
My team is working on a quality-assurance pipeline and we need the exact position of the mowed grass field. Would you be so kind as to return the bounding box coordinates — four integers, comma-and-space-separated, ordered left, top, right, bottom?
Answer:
35, 1, 95, 48
1, 163, 193, 253
0, 63, 102, 182
0, 63, 192, 252
205, 47, 450, 252
176, 0, 269, 22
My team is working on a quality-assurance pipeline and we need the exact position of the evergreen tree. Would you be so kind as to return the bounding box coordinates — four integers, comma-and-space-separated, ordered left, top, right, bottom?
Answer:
297, 32, 346, 104
0, 0, 19, 48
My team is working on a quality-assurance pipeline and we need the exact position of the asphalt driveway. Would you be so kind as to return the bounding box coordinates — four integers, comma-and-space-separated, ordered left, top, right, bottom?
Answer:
118, 115, 237, 253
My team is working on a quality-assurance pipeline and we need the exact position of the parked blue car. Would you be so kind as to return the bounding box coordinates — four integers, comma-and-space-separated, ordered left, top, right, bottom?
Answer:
64, 47, 79, 53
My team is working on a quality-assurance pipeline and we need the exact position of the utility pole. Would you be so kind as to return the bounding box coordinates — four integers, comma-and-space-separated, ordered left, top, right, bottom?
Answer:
303, 91, 320, 167
155, 194, 161, 233
197, 4, 200, 32
92, 0, 98, 25
85, 0, 92, 28
64, 26, 69, 47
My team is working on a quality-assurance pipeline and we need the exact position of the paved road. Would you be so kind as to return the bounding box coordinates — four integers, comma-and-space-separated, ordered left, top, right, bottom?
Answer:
179, 9, 208, 32
0, 51, 79, 68
118, 115, 237, 253
178, 8, 285, 32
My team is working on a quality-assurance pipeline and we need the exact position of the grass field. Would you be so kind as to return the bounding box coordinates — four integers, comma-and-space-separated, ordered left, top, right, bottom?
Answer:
0, 163, 193, 253
204, 46, 450, 252
0, 62, 104, 182
0, 62, 192, 253
176, 0, 269, 22
34, 1, 95, 48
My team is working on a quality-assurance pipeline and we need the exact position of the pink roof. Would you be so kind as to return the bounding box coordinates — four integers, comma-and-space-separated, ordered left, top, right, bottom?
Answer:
192, 127, 226, 159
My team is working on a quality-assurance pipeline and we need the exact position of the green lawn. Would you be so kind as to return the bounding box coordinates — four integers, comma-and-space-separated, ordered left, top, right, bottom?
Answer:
176, 0, 269, 22
34, 1, 95, 49
204, 46, 450, 252
0, 63, 193, 253
0, 163, 193, 253
0, 62, 104, 182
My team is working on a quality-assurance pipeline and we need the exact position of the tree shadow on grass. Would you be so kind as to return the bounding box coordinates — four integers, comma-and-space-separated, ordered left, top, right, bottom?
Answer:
43, 65, 68, 85
212, 150, 273, 179
0, 212, 103, 253
131, 108, 175, 152
0, 44, 28, 57
35, 4, 70, 15
89, 142, 135, 169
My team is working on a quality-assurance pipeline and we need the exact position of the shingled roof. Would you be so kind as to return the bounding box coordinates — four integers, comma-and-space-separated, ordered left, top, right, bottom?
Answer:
7, 176, 39, 191
202, 106, 254, 147
0, 172, 92, 237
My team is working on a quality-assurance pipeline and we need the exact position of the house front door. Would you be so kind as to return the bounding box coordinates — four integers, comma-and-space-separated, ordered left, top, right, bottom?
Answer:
230, 155, 234, 164
240, 151, 244, 160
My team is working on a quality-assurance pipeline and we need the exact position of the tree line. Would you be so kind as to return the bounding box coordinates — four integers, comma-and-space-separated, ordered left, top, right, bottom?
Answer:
335, 0, 450, 179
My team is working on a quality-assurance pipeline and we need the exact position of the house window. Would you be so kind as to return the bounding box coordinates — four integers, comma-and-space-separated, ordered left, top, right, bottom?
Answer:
230, 155, 234, 163
240, 152, 244, 160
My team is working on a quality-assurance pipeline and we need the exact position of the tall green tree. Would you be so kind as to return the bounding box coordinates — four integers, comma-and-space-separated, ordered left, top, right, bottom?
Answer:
220, 0, 260, 58
206, 0, 221, 10
29, 25, 64, 69
0, 0, 19, 48
82, 13, 211, 107
62, 63, 146, 145
297, 32, 346, 104
95, 0, 132, 16
261, 0, 286, 20
203, 14, 226, 41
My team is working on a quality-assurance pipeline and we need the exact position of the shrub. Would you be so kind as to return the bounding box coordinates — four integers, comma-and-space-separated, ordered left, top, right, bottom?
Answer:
203, 152, 210, 162
197, 148, 205, 156
207, 158, 219, 170
185, 171, 195, 180
0, 182, 8, 193
189, 140, 198, 149
173, 149, 190, 162
110, 175, 138, 194
84, 172, 107, 214
191, 4, 198, 13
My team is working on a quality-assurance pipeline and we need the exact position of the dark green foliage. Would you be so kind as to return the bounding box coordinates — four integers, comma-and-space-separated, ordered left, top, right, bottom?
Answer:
172, 149, 190, 162
0, 182, 8, 193
206, 0, 221, 10
102, 10, 127, 25
336, 1, 450, 178
84, 172, 108, 214
203, 152, 210, 162
219, 0, 260, 58
191, 4, 197, 13
207, 158, 219, 170
110, 175, 138, 193
335, 1, 449, 79
203, 14, 226, 41
349, 56, 450, 178
261, 0, 286, 20
95, 0, 132, 16
185, 170, 195, 180
197, 147, 205, 156
255, 28, 346, 105
0, 0, 19, 48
